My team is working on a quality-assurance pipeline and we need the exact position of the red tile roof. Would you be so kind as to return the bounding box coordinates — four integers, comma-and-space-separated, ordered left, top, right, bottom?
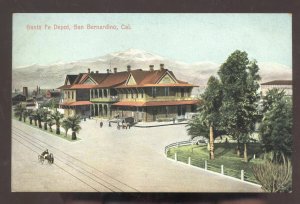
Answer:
112, 100, 199, 107
261, 80, 292, 85
69, 84, 98, 89
57, 85, 72, 89
59, 67, 197, 90
116, 83, 197, 88
60, 101, 93, 106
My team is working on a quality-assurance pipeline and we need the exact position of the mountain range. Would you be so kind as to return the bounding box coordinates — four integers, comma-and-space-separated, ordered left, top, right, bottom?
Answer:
12, 49, 292, 92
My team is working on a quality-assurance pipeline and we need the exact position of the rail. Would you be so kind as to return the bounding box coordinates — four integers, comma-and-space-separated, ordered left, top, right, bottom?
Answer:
164, 141, 260, 185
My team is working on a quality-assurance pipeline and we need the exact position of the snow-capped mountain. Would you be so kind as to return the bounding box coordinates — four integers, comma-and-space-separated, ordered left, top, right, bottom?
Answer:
12, 49, 292, 92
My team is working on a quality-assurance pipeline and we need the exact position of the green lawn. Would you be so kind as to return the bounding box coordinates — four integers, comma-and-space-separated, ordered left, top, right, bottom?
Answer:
12, 116, 80, 142
166, 143, 264, 184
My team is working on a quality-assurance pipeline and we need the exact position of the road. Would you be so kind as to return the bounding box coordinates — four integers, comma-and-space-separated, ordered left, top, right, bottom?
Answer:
12, 119, 262, 192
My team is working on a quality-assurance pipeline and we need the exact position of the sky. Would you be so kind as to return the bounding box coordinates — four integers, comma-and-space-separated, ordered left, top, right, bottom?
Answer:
13, 13, 292, 68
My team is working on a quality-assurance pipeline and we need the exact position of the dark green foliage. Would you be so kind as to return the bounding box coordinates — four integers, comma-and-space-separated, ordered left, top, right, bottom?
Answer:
68, 115, 81, 140
218, 50, 261, 161
60, 115, 81, 140
260, 89, 292, 157
51, 111, 64, 135
35, 109, 43, 129
62, 118, 72, 137
187, 76, 224, 139
41, 109, 49, 130
186, 114, 209, 139
14, 104, 25, 121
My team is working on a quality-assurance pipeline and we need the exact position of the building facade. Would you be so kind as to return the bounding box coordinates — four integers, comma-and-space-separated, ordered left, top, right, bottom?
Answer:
58, 64, 199, 122
260, 80, 292, 96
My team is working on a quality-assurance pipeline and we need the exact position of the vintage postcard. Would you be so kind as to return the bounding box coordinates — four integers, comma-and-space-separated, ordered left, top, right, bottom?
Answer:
12, 13, 292, 192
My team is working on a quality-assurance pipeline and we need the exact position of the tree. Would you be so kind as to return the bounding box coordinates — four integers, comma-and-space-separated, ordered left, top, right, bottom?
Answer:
51, 110, 64, 135
200, 76, 224, 159
28, 110, 33, 125
22, 110, 30, 123
14, 104, 25, 121
41, 109, 49, 130
62, 118, 71, 137
67, 115, 81, 140
46, 117, 55, 132
260, 89, 292, 157
218, 50, 261, 162
187, 114, 209, 140
35, 108, 43, 129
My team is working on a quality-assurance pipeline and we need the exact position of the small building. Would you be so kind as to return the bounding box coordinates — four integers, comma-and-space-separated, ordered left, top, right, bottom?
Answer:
260, 80, 292, 96
12, 93, 26, 105
45, 89, 61, 98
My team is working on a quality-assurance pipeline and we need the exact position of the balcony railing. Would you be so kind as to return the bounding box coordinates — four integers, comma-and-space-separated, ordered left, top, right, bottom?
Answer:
90, 96, 119, 102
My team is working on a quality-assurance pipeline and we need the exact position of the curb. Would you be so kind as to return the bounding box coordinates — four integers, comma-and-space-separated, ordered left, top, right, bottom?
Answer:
165, 156, 262, 188
134, 122, 188, 128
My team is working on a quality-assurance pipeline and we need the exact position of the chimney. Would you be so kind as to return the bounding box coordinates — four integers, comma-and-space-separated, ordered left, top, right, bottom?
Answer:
106, 69, 110, 74
23, 87, 28, 98
113, 67, 117, 73
160, 64, 164, 71
96, 71, 99, 74
88, 68, 90, 73
36, 85, 39, 94
127, 65, 131, 72
149, 65, 154, 71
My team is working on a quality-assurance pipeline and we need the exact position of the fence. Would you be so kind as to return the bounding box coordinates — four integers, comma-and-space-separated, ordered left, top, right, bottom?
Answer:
165, 141, 259, 185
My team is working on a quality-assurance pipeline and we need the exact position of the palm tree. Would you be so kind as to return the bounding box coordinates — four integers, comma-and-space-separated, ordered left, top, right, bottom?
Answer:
31, 111, 38, 126
68, 115, 81, 140
35, 108, 43, 129
22, 110, 29, 123
62, 118, 72, 137
28, 110, 33, 125
14, 104, 25, 121
41, 109, 49, 130
51, 111, 64, 135
46, 117, 55, 132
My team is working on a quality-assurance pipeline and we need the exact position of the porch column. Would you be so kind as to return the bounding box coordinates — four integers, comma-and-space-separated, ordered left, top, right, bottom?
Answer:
101, 89, 104, 98
93, 104, 96, 116
107, 105, 111, 118
97, 89, 100, 98
107, 89, 110, 98
90, 89, 92, 99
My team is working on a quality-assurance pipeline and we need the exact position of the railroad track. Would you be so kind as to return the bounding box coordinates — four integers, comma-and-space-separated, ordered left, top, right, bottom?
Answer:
12, 123, 139, 192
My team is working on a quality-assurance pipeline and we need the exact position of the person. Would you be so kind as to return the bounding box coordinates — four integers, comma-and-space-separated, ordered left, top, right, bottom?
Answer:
108, 121, 112, 127
41, 149, 49, 158
173, 118, 175, 124
100, 121, 103, 128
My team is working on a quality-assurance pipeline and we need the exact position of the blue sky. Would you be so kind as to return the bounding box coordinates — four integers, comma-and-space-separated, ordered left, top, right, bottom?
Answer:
13, 13, 292, 68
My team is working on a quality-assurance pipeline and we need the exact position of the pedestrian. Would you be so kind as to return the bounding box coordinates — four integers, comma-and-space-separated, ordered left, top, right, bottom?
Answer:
100, 121, 103, 128
173, 118, 175, 124
109, 121, 112, 127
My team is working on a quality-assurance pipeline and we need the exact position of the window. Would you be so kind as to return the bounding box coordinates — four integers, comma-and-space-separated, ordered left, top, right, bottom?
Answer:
68, 91, 70, 99
141, 89, 144, 98
131, 90, 134, 99
71, 91, 74, 99
164, 87, 170, 96
126, 91, 128, 99
152, 87, 157, 98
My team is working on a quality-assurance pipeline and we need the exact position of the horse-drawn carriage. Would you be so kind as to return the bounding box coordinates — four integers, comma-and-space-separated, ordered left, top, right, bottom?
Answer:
38, 149, 54, 164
